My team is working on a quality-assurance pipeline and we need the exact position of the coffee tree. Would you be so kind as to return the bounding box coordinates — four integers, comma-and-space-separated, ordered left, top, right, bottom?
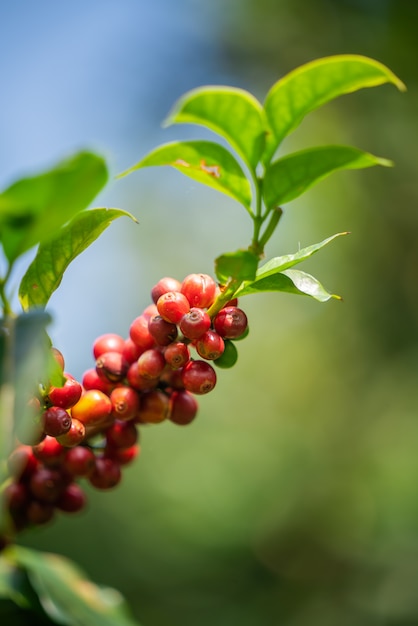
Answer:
0, 55, 404, 625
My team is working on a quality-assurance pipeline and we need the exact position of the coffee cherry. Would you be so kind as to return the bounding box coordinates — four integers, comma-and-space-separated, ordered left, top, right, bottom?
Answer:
105, 444, 140, 466
179, 307, 211, 340
195, 330, 225, 360
106, 420, 138, 449
136, 390, 170, 424
33, 436, 66, 466
181, 273, 217, 308
169, 390, 198, 425
181, 360, 217, 395
122, 337, 143, 364
47, 374, 82, 409
96, 351, 129, 383
3, 482, 29, 513
42, 406, 72, 438
129, 315, 156, 351
213, 306, 248, 339
110, 386, 140, 421
7, 445, 38, 480
163, 342, 190, 370
137, 348, 166, 380
29, 467, 66, 504
64, 446, 96, 477
157, 292, 190, 324
82, 368, 115, 394
142, 303, 159, 320
71, 390, 112, 427
56, 482, 86, 513
26, 501, 55, 526
214, 339, 238, 368
151, 276, 182, 304
127, 362, 159, 392
93, 333, 125, 359
89, 457, 122, 490
56, 418, 86, 447
148, 315, 178, 346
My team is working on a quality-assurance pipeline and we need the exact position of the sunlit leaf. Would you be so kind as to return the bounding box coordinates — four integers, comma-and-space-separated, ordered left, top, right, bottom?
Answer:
119, 140, 252, 212
0, 152, 108, 263
164, 86, 266, 169
7, 546, 142, 626
263, 145, 392, 210
19, 208, 136, 311
237, 268, 340, 302
215, 249, 259, 284
263, 54, 406, 164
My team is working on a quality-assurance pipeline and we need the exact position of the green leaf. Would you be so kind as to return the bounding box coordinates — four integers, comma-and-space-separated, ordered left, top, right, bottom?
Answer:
119, 140, 252, 212
19, 208, 136, 311
263, 54, 406, 164
242, 232, 348, 284
7, 546, 142, 626
237, 268, 340, 302
0, 152, 108, 263
215, 249, 259, 284
164, 86, 266, 169
263, 145, 392, 210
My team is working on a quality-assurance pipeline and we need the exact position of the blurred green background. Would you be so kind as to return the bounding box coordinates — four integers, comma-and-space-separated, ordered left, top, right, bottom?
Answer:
1, 1, 418, 624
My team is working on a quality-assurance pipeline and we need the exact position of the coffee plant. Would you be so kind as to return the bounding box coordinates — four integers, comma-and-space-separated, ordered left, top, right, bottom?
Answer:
0, 55, 404, 625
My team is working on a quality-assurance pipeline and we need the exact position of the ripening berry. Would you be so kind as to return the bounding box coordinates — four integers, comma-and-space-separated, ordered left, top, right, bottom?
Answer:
213, 306, 248, 339
42, 406, 72, 438
47, 373, 82, 409
169, 390, 198, 426
29, 467, 66, 504
105, 444, 140, 466
106, 420, 138, 450
26, 501, 55, 526
33, 436, 66, 466
151, 276, 182, 304
181, 273, 217, 308
64, 446, 96, 477
56, 482, 86, 513
163, 342, 190, 370
142, 303, 159, 320
179, 307, 211, 340
56, 418, 86, 447
181, 360, 217, 395
122, 337, 143, 364
82, 368, 115, 394
7, 445, 38, 480
136, 390, 170, 424
195, 330, 225, 360
214, 339, 238, 368
71, 390, 112, 427
129, 315, 156, 351
127, 362, 159, 392
89, 457, 122, 490
137, 348, 166, 380
157, 292, 190, 324
110, 386, 140, 421
3, 482, 29, 513
93, 333, 125, 359
148, 315, 178, 346
96, 351, 129, 383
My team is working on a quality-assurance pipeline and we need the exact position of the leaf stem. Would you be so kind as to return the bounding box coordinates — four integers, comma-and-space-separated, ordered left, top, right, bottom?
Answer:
0, 262, 15, 317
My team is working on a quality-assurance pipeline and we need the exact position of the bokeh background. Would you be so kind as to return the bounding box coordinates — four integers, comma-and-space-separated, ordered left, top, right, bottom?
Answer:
1, 1, 418, 624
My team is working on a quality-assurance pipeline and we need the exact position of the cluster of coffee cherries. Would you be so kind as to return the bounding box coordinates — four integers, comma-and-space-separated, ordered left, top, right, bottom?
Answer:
1, 273, 248, 541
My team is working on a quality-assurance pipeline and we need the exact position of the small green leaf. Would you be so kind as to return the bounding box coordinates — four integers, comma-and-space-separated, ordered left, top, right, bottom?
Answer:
237, 268, 340, 302
215, 249, 259, 284
8, 546, 142, 626
0, 152, 108, 263
263, 145, 392, 210
164, 86, 266, 169
263, 54, 406, 164
19, 208, 135, 311
119, 140, 252, 212
243, 232, 348, 285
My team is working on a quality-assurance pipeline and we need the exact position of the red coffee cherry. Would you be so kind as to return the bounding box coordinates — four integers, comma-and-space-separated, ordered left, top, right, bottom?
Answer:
181, 360, 217, 395
181, 273, 217, 308
42, 407, 72, 437
26, 501, 55, 526
151, 276, 182, 304
164, 342, 190, 370
179, 307, 211, 340
195, 330, 225, 360
110, 386, 140, 421
148, 315, 178, 346
213, 306, 248, 339
157, 292, 190, 324
137, 348, 166, 380
129, 315, 156, 351
89, 457, 122, 490
47, 373, 82, 409
136, 390, 170, 424
106, 420, 138, 450
56, 418, 86, 447
96, 351, 129, 383
169, 390, 198, 426
105, 444, 140, 466
93, 333, 125, 359
7, 445, 38, 480
33, 436, 66, 466
29, 467, 66, 504
3, 482, 29, 513
64, 446, 96, 477
122, 337, 143, 364
82, 368, 115, 395
71, 390, 112, 427
127, 362, 159, 392
56, 482, 86, 513
142, 303, 159, 320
